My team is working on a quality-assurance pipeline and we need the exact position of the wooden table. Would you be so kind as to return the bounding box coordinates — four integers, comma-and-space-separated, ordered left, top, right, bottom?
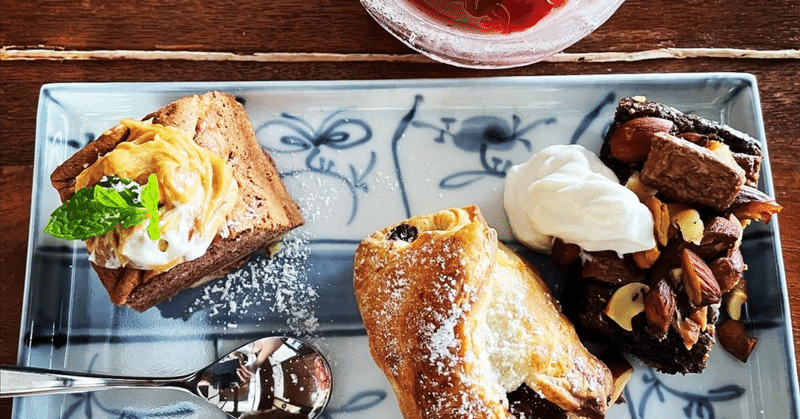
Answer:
1, 0, 798, 416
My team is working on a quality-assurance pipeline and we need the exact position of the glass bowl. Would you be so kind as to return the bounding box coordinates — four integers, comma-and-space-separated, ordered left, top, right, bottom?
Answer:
360, 0, 626, 69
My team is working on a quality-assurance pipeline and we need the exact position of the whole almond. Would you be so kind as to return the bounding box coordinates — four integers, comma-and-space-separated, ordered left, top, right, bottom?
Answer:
710, 247, 746, 294
693, 216, 742, 259
644, 279, 677, 336
681, 248, 721, 306
610, 117, 675, 163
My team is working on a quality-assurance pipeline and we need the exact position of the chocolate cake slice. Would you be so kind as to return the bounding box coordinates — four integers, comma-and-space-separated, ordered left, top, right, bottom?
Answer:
561, 97, 781, 374
50, 92, 304, 311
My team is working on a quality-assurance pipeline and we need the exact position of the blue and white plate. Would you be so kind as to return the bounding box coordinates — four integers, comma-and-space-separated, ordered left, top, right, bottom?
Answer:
17, 74, 798, 418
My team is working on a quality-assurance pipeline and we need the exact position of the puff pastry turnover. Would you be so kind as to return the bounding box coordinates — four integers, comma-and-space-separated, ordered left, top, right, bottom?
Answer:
353, 206, 613, 419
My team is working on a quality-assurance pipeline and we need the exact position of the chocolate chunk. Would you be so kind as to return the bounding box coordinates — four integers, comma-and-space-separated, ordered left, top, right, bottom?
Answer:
581, 251, 645, 285
640, 133, 745, 211
388, 223, 418, 242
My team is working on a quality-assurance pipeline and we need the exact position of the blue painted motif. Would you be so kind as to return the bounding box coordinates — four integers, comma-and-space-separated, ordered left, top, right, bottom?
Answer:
388, 92, 619, 220
64, 393, 197, 419
389, 94, 557, 217
412, 114, 555, 188
47, 135, 84, 150
623, 368, 745, 419
570, 92, 615, 145
256, 111, 376, 224
391, 94, 423, 218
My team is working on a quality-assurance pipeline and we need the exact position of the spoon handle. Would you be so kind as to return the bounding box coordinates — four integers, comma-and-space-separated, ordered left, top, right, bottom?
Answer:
0, 365, 191, 398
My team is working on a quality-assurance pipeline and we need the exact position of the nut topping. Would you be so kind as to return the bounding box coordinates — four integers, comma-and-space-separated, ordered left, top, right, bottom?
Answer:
672, 208, 704, 245
605, 282, 650, 332
597, 350, 634, 406
689, 306, 709, 332
724, 278, 749, 321
644, 279, 676, 337
582, 251, 646, 285
728, 185, 783, 223
680, 248, 721, 307
609, 117, 675, 163
644, 195, 670, 247
706, 140, 739, 167
625, 171, 658, 202
633, 246, 660, 270
674, 313, 702, 350
710, 247, 746, 294
677, 132, 708, 146
717, 319, 758, 362
692, 216, 742, 259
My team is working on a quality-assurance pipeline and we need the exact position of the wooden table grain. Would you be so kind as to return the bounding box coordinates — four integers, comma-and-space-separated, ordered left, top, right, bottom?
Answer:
2, 0, 799, 416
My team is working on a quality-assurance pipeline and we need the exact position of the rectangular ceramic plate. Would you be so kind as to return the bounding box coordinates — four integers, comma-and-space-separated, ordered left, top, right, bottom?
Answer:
16, 74, 798, 418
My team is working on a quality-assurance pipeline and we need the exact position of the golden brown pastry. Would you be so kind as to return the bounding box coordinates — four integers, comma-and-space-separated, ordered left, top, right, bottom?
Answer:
353, 206, 613, 419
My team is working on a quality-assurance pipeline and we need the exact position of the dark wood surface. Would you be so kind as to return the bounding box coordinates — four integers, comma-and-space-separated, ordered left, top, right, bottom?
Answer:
1, 0, 799, 416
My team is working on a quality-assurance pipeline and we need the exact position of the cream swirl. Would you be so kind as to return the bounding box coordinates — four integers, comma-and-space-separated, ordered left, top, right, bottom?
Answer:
503, 144, 655, 255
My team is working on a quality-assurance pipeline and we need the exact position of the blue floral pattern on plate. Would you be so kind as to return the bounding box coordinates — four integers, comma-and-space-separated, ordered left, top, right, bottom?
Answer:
17, 75, 797, 418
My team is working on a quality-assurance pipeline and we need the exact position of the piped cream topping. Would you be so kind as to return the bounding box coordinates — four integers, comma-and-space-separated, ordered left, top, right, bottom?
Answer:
77, 119, 239, 272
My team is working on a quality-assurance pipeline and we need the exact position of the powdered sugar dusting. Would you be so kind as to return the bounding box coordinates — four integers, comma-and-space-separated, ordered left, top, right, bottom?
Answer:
188, 232, 319, 335
426, 299, 466, 375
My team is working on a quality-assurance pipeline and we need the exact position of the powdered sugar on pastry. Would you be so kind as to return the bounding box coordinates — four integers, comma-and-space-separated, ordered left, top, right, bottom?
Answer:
353, 206, 612, 419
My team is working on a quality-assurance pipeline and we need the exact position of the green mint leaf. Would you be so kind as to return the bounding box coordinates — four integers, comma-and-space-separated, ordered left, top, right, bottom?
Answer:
94, 185, 130, 208
45, 187, 121, 240
45, 175, 162, 241
97, 176, 141, 206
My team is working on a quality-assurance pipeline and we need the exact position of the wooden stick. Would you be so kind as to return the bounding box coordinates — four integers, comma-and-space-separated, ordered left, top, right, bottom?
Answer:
2, 47, 799, 63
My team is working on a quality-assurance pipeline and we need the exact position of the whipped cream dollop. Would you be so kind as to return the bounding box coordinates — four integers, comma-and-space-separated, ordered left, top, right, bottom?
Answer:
503, 144, 655, 255
77, 119, 239, 273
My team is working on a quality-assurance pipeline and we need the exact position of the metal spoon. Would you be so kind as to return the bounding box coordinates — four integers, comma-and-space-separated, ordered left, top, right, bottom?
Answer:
0, 336, 332, 419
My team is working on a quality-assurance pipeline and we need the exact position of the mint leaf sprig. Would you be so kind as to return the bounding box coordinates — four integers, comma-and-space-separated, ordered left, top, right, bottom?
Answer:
45, 174, 161, 241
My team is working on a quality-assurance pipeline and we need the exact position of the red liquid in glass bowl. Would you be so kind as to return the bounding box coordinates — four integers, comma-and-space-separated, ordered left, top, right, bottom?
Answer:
408, 0, 568, 34
360, 0, 625, 68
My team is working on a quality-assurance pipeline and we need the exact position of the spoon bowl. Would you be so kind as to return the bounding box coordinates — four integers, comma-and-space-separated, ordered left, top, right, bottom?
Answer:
0, 336, 332, 419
